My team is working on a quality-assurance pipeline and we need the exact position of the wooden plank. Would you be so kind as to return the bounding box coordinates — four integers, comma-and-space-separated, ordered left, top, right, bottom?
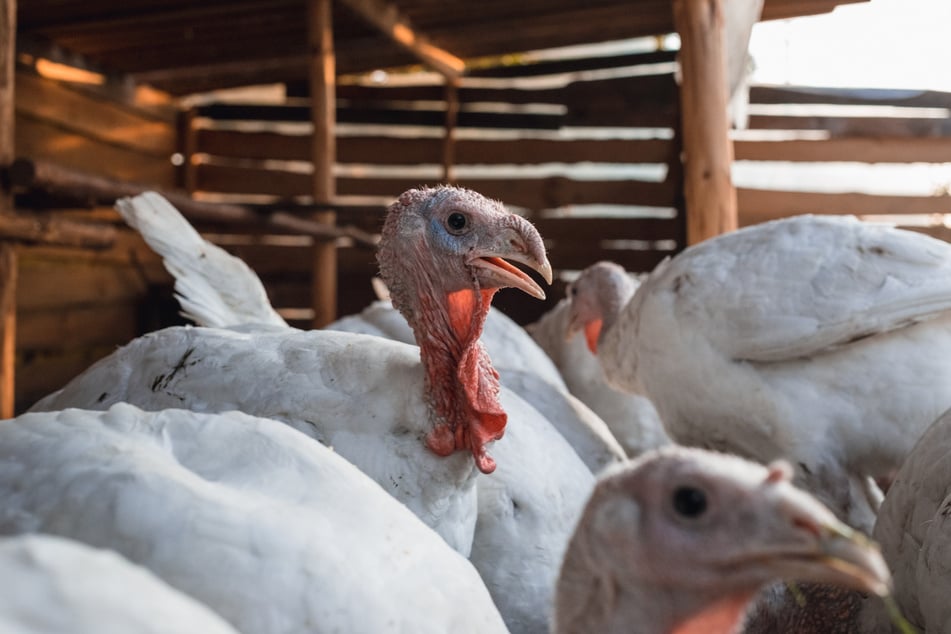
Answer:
673, 0, 737, 245
543, 245, 673, 273
16, 114, 178, 187
531, 217, 682, 243
15, 72, 177, 156
197, 130, 675, 166
195, 165, 679, 210
17, 303, 138, 350
0, 210, 116, 248
1, 0, 15, 418
750, 85, 951, 109
465, 50, 678, 78
7, 158, 375, 246
338, 0, 464, 79
737, 188, 951, 225
734, 136, 951, 164
746, 114, 951, 138
16, 258, 149, 310
0, 245, 15, 418
308, 0, 337, 328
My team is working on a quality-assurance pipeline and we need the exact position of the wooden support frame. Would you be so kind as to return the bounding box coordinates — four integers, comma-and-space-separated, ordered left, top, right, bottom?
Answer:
673, 0, 738, 245
1, 0, 16, 418
308, 0, 337, 328
442, 79, 459, 183
339, 0, 464, 80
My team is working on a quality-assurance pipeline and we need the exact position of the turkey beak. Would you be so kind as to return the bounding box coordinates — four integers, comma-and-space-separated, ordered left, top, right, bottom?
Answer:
468, 216, 553, 300
754, 482, 892, 597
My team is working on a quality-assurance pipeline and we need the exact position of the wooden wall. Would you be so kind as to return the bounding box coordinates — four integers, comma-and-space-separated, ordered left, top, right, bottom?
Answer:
12, 68, 179, 411
735, 85, 951, 229
183, 55, 687, 326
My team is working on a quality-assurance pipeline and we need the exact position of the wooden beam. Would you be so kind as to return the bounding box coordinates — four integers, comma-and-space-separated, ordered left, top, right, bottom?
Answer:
673, 0, 738, 245
1, 0, 15, 418
7, 158, 376, 247
308, 0, 337, 328
338, 0, 464, 79
442, 79, 459, 183
0, 245, 14, 418
0, 212, 116, 248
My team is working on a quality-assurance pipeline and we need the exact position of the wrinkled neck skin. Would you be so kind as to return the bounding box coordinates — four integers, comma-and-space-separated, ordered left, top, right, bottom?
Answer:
555, 539, 753, 634
384, 246, 506, 474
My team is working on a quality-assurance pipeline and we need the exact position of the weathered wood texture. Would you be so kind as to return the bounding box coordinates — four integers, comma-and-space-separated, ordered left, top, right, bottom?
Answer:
14, 71, 178, 187
673, 0, 738, 245
308, 0, 338, 328
189, 59, 687, 325
1, 0, 16, 418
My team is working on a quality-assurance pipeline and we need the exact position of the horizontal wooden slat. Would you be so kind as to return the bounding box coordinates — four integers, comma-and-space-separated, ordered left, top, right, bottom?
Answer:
746, 114, 951, 138
17, 258, 150, 310
545, 245, 672, 273
532, 217, 682, 243
16, 72, 177, 156
738, 188, 951, 225
734, 137, 951, 164
17, 303, 139, 350
197, 130, 675, 166
16, 115, 178, 187
195, 164, 678, 210
749, 85, 951, 109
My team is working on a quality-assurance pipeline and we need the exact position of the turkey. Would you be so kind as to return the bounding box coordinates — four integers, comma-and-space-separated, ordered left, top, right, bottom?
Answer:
35, 188, 595, 634
554, 446, 891, 634
527, 266, 670, 457
330, 298, 626, 472
854, 405, 951, 633
0, 534, 240, 634
566, 217, 951, 533
0, 404, 509, 634
118, 188, 625, 474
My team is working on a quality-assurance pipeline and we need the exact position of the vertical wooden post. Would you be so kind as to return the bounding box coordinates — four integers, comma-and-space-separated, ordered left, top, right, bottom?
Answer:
0, 247, 14, 418
0, 0, 16, 418
442, 78, 459, 183
177, 107, 199, 194
308, 0, 337, 328
673, 0, 738, 245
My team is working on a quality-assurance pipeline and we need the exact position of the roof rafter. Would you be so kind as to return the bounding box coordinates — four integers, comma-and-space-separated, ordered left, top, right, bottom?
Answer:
337, 0, 464, 79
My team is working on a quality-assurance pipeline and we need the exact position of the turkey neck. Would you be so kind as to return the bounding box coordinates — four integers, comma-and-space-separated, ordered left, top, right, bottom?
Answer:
555, 544, 753, 634
407, 285, 506, 474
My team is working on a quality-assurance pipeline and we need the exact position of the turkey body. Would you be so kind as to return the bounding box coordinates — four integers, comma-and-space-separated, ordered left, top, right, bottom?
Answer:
31, 326, 481, 555
528, 296, 670, 457
859, 406, 951, 633
0, 404, 509, 634
329, 300, 626, 473
591, 216, 951, 530
0, 534, 240, 634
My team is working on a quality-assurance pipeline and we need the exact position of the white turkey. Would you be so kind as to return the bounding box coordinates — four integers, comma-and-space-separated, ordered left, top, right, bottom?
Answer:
0, 533, 240, 634
566, 217, 951, 533
554, 445, 890, 634
527, 266, 670, 457
34, 188, 594, 634
852, 405, 951, 633
118, 188, 625, 474
0, 404, 508, 634
329, 298, 626, 472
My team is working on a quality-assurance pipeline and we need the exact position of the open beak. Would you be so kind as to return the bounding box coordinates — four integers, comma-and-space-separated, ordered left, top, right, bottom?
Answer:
468, 218, 553, 300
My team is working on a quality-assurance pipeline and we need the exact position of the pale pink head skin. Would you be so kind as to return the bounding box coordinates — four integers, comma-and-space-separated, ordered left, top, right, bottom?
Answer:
377, 186, 553, 474
554, 447, 890, 634
566, 261, 637, 355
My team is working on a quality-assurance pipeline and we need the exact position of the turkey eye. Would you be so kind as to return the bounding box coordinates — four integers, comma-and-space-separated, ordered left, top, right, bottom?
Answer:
569, 286, 578, 297
447, 212, 468, 233
672, 486, 707, 518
